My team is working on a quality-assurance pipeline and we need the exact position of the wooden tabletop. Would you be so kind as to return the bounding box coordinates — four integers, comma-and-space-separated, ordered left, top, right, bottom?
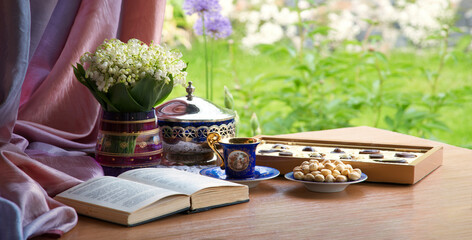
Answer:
56, 126, 472, 239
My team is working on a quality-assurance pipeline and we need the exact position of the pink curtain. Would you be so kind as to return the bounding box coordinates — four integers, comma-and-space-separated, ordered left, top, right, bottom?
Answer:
0, 0, 166, 239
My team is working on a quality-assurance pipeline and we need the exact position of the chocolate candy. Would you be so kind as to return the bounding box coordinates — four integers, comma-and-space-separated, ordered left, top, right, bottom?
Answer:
369, 154, 384, 159
258, 149, 283, 154
339, 154, 352, 159
309, 152, 323, 158
359, 149, 380, 154
395, 152, 417, 158
272, 144, 288, 149
302, 146, 316, 152
373, 159, 407, 163
331, 148, 345, 153
279, 151, 293, 156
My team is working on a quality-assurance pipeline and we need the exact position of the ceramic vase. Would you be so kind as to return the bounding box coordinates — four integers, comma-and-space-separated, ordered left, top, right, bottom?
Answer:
95, 109, 162, 176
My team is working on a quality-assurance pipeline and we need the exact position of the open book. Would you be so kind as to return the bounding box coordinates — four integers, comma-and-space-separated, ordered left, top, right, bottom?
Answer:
54, 168, 249, 226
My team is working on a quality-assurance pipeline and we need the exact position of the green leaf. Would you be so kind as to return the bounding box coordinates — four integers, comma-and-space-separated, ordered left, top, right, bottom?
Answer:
374, 51, 388, 64
426, 120, 450, 132
129, 75, 174, 110
257, 44, 296, 58
449, 26, 463, 34
445, 52, 458, 63
224, 86, 235, 110
454, 35, 471, 53
154, 78, 174, 106
250, 112, 262, 136
73, 64, 119, 112
362, 18, 378, 26
107, 83, 146, 112
73, 64, 90, 88
293, 64, 312, 74
308, 26, 332, 37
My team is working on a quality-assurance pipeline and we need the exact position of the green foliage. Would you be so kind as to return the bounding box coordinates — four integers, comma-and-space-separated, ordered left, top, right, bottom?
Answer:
73, 64, 118, 112
174, 38, 471, 148
250, 112, 262, 136
224, 86, 234, 110
73, 63, 174, 112
168, 4, 472, 148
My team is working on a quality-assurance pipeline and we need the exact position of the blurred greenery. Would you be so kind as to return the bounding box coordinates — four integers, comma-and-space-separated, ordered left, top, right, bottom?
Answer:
164, 1, 472, 149
167, 38, 472, 149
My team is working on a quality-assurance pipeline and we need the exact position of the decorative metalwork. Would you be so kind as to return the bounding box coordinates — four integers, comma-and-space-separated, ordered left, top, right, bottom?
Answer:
161, 122, 236, 142
172, 126, 185, 138
184, 126, 197, 139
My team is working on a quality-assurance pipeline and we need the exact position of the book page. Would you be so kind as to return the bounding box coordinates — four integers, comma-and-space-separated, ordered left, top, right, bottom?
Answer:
118, 168, 242, 195
56, 176, 185, 213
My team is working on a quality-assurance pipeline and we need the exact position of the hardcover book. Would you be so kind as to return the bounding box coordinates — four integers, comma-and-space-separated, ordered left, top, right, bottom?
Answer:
54, 168, 249, 226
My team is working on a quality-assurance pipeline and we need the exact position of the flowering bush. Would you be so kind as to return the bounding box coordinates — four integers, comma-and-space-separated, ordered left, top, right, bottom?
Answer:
162, 1, 471, 147
183, 0, 232, 101
194, 12, 232, 40
228, 0, 458, 50
183, 0, 221, 15
73, 38, 187, 112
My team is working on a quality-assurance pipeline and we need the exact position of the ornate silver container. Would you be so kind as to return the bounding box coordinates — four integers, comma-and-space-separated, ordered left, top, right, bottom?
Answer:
156, 82, 236, 165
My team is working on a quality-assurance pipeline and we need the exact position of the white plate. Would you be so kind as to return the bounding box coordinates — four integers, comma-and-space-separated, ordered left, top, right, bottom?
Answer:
284, 172, 368, 193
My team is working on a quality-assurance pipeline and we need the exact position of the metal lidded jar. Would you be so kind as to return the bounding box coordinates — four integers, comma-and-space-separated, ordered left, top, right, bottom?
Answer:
156, 82, 236, 165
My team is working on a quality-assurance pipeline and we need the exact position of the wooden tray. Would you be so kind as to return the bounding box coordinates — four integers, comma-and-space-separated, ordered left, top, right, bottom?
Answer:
255, 135, 443, 184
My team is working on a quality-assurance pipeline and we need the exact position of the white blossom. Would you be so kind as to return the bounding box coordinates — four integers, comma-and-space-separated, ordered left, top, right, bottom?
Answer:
80, 39, 186, 92
298, 0, 310, 10
220, 0, 457, 50
397, 0, 455, 46
275, 7, 298, 26
234, 1, 300, 49
328, 10, 361, 42
259, 22, 284, 43
259, 4, 279, 21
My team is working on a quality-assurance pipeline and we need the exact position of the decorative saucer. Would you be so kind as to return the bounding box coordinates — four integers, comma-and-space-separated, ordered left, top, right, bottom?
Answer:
200, 166, 280, 188
284, 172, 368, 193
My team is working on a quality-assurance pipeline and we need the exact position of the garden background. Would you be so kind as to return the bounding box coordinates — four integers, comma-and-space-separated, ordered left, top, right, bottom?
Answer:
162, 0, 472, 149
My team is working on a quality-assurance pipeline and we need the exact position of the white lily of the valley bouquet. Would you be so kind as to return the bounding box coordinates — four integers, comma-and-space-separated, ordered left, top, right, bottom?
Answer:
73, 38, 187, 112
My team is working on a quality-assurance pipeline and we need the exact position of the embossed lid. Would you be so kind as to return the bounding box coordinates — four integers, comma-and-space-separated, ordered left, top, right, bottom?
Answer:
156, 81, 235, 122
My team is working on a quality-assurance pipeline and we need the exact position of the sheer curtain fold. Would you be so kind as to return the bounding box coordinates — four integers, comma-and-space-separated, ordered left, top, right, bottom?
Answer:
0, 0, 30, 144
0, 0, 166, 239
120, 0, 167, 44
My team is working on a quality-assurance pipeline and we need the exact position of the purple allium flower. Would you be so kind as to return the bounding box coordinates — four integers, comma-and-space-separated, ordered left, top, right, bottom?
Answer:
194, 12, 232, 40
183, 0, 221, 16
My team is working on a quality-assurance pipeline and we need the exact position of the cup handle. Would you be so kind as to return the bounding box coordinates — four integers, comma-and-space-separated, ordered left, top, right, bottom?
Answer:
207, 132, 225, 169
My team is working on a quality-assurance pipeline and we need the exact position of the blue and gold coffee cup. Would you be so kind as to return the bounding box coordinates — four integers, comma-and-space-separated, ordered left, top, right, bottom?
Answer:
207, 133, 260, 179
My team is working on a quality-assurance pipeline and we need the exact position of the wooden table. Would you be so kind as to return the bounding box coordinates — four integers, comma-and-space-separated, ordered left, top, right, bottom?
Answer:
57, 126, 472, 239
